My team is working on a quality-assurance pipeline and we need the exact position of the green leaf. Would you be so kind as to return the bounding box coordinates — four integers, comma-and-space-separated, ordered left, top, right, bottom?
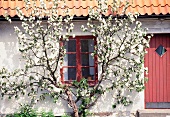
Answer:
2, 75, 6, 78
2, 82, 6, 86
29, 76, 34, 80
19, 49, 24, 52
112, 104, 116, 108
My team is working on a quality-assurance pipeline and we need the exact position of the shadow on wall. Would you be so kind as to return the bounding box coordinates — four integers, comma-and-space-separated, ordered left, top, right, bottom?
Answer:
0, 21, 23, 70
0, 21, 26, 114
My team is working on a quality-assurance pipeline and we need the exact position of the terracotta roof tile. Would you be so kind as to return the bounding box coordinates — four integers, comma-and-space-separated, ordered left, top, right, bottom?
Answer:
0, 0, 170, 17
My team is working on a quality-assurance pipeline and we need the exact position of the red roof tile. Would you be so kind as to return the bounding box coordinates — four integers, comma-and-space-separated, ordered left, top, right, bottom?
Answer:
0, 0, 170, 17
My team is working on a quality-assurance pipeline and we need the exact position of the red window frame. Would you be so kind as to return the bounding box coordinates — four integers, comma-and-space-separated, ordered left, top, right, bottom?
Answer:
60, 35, 98, 85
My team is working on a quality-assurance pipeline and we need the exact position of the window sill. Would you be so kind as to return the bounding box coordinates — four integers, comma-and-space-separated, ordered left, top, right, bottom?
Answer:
62, 80, 98, 87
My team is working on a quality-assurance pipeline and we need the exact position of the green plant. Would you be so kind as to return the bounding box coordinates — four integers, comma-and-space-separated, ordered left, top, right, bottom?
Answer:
61, 113, 71, 117
41, 111, 55, 117
6, 104, 37, 117
6, 104, 55, 117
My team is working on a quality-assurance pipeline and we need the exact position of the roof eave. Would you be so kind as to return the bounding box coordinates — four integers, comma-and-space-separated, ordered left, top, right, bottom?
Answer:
1, 14, 170, 21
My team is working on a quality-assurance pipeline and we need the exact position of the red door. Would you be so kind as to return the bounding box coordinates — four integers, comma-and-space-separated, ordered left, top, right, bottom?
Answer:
145, 34, 170, 108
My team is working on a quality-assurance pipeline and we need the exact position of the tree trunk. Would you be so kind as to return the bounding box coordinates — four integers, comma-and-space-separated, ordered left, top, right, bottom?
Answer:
65, 88, 79, 117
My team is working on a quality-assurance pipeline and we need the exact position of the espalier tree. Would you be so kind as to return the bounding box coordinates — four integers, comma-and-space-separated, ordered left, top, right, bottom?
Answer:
0, 0, 150, 117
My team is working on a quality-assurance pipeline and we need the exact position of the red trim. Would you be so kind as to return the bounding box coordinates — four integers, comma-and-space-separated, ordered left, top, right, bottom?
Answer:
62, 66, 76, 68
94, 37, 98, 83
77, 36, 81, 82
60, 40, 64, 83
66, 52, 76, 54
69, 35, 95, 39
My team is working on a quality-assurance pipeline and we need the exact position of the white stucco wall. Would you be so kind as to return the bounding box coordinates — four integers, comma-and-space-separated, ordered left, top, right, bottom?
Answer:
0, 18, 169, 116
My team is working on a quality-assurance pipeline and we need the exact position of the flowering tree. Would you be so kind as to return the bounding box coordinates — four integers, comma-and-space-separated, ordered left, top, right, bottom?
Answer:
0, 0, 150, 116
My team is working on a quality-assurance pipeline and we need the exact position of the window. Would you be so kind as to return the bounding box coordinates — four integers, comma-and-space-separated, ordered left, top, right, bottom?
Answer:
61, 36, 98, 85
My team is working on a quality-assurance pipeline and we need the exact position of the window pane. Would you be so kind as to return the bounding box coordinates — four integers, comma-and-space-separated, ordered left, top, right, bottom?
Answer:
63, 68, 76, 81
81, 39, 94, 52
64, 54, 76, 66
81, 54, 94, 66
65, 40, 76, 52
82, 67, 94, 80
155, 45, 167, 57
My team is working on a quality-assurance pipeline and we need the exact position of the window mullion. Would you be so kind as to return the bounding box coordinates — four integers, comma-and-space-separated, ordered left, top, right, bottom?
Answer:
94, 37, 98, 83
76, 37, 81, 82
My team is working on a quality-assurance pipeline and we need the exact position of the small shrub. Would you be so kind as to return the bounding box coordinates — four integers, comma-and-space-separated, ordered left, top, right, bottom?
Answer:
41, 111, 55, 117
61, 113, 71, 117
6, 104, 55, 117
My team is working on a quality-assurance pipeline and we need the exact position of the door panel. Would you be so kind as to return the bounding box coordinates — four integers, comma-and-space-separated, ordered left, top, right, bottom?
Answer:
145, 34, 170, 108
